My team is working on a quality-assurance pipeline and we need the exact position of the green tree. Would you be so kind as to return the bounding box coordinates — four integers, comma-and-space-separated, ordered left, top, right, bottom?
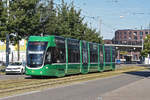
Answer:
83, 23, 102, 43
7, 0, 41, 60
40, 0, 57, 35
0, 0, 7, 38
55, 0, 70, 37
1, 0, 103, 45
141, 34, 150, 57
56, 0, 86, 39
8, 0, 41, 38
67, 3, 85, 40
54, 0, 103, 43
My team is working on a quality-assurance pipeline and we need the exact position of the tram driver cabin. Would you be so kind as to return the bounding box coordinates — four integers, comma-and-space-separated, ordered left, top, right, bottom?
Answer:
25, 35, 115, 77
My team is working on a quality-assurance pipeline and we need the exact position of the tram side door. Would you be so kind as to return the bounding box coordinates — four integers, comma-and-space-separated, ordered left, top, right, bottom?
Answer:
100, 45, 104, 71
82, 42, 88, 73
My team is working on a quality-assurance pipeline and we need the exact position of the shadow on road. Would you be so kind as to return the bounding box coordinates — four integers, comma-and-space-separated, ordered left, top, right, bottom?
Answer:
125, 71, 150, 78
25, 76, 58, 79
137, 64, 150, 67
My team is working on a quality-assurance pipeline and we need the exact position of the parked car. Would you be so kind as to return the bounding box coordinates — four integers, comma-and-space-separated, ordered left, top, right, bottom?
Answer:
5, 62, 26, 75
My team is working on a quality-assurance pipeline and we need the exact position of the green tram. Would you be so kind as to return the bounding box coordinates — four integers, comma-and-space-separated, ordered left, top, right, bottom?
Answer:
25, 35, 115, 77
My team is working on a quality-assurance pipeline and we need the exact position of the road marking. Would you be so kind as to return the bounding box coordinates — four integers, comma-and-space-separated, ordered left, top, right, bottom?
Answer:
97, 96, 102, 100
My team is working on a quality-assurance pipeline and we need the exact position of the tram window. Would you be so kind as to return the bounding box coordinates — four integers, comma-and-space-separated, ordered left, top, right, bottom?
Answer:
68, 49, 80, 63
68, 39, 80, 63
90, 43, 98, 63
90, 53, 98, 63
45, 48, 52, 64
52, 47, 66, 63
112, 48, 115, 62
105, 46, 111, 63
82, 42, 88, 64
45, 47, 66, 64
100, 45, 103, 64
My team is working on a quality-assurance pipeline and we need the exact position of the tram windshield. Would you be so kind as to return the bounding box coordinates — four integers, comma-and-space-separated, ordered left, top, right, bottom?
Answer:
27, 42, 48, 68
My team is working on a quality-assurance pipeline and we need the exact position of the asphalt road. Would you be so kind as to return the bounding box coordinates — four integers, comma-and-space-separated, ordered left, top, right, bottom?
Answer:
1, 70, 149, 100
0, 74, 26, 80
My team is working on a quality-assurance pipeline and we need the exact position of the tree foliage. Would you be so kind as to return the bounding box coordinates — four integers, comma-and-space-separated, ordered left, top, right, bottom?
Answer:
44, 0, 103, 43
0, 0, 103, 44
0, 0, 7, 38
141, 34, 150, 57
7, 0, 41, 43
1, 0, 42, 61
39, 0, 57, 35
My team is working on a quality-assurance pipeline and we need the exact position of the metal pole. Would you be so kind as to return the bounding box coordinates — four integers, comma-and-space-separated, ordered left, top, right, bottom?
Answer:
99, 17, 102, 37
149, 22, 150, 34
7, 0, 9, 16
142, 38, 143, 51
6, 0, 10, 67
6, 34, 9, 67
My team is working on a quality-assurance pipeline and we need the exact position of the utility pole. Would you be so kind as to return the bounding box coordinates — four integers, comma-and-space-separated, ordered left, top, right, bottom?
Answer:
149, 22, 150, 34
7, 0, 9, 17
141, 26, 142, 30
99, 17, 102, 37
6, 34, 9, 66
141, 25, 143, 51
142, 38, 144, 51
6, 0, 10, 67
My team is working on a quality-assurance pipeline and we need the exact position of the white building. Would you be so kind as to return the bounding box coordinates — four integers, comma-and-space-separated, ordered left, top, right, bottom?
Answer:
0, 39, 27, 63
144, 54, 150, 64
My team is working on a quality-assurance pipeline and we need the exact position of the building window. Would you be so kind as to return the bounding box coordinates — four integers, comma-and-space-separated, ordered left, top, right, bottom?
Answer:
120, 35, 122, 39
133, 32, 137, 36
116, 31, 119, 36
129, 36, 132, 40
134, 36, 137, 40
140, 31, 143, 36
124, 36, 127, 40
140, 36, 143, 40
129, 32, 132, 36
145, 32, 148, 35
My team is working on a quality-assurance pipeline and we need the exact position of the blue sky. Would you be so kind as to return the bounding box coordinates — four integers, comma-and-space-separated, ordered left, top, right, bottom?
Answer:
55, 0, 150, 39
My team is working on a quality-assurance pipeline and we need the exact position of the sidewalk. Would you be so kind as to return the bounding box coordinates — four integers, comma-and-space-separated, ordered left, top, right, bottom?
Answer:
102, 77, 150, 100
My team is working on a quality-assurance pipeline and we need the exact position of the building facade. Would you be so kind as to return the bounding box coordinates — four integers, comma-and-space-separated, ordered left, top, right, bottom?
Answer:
113, 29, 149, 44
104, 29, 150, 63
112, 29, 150, 63
104, 39, 112, 44
0, 39, 26, 64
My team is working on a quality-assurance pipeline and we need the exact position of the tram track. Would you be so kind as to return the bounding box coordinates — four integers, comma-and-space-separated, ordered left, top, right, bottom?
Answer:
0, 76, 79, 90
0, 74, 93, 90
0, 66, 148, 98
